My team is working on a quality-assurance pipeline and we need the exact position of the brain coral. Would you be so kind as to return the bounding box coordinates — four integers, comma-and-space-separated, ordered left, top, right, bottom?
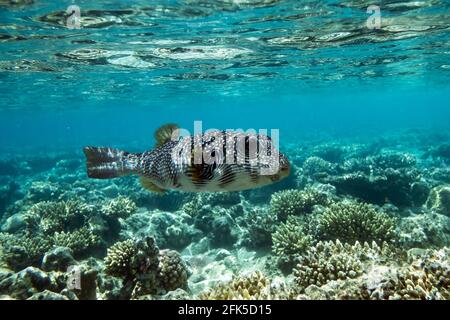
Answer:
316, 201, 397, 244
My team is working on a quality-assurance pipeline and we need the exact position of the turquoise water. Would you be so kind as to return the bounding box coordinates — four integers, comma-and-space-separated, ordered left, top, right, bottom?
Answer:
0, 0, 450, 300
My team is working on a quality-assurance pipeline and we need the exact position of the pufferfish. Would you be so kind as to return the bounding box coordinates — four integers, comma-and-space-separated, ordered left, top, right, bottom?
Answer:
83, 124, 290, 193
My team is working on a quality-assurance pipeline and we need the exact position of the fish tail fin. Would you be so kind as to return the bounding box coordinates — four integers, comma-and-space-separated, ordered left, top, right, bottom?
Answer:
83, 147, 139, 179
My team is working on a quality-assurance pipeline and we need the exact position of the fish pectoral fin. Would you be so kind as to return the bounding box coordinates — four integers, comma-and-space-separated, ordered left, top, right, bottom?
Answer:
140, 177, 166, 194
154, 123, 179, 147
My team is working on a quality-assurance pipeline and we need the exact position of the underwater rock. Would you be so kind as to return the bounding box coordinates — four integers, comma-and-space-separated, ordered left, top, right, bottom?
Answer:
238, 206, 278, 249
398, 211, 450, 248
0, 267, 53, 299
69, 266, 98, 300
323, 168, 422, 207
41, 247, 76, 272
27, 290, 69, 300
122, 210, 201, 250
426, 185, 450, 217
0, 213, 27, 233
0, 59, 57, 72
26, 181, 64, 203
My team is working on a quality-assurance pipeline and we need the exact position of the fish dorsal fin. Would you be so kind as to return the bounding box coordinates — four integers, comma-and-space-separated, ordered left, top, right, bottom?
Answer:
140, 177, 166, 194
154, 123, 179, 147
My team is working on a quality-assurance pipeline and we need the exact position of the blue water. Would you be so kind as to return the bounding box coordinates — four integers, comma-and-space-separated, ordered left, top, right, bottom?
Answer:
1, 0, 449, 152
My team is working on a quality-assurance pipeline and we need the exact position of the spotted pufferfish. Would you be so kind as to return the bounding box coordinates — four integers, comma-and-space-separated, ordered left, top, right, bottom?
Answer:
83, 124, 290, 193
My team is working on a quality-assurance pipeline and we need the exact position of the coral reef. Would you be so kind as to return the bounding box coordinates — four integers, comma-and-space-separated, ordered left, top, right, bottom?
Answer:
101, 196, 137, 219
316, 201, 397, 245
238, 207, 278, 249
198, 271, 293, 300
104, 237, 188, 299
293, 240, 391, 292
1, 129, 450, 300
272, 216, 312, 271
270, 188, 329, 221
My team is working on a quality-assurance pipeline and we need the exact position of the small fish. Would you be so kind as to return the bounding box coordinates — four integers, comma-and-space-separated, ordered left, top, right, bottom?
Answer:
83, 124, 290, 193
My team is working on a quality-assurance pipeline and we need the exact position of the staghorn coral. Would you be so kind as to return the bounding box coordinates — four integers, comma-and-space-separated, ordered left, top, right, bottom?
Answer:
293, 240, 392, 292
316, 201, 397, 245
198, 271, 294, 300
272, 216, 312, 271
270, 188, 329, 221
101, 196, 137, 219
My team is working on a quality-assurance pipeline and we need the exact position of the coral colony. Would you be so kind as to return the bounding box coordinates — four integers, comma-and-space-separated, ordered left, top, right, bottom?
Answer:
0, 130, 449, 300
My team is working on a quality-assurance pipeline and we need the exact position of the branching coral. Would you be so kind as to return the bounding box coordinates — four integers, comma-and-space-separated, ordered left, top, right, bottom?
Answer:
198, 271, 293, 300
368, 247, 450, 300
270, 188, 329, 221
0, 232, 52, 270
272, 216, 312, 270
316, 201, 397, 244
26, 200, 91, 233
239, 207, 278, 249
0, 199, 105, 270
52, 227, 101, 256
101, 196, 137, 219
293, 240, 392, 292
103, 237, 188, 298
